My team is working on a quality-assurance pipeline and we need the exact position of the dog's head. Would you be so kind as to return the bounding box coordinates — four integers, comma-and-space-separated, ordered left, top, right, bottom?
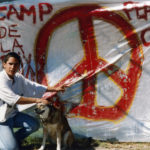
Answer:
35, 103, 61, 122
35, 103, 51, 120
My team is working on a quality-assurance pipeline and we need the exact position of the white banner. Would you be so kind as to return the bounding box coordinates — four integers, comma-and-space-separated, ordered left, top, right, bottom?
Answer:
1, 0, 150, 141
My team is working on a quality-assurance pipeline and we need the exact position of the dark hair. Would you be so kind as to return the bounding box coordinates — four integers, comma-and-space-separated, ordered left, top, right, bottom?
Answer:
3, 52, 21, 64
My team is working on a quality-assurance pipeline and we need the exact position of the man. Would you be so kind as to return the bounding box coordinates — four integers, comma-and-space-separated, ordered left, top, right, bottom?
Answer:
0, 52, 65, 150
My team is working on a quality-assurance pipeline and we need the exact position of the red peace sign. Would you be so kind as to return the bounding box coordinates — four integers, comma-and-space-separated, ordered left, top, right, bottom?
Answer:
35, 5, 143, 121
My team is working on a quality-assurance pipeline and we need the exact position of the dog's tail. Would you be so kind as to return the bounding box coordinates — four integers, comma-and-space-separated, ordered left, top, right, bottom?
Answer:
63, 131, 74, 148
71, 137, 93, 148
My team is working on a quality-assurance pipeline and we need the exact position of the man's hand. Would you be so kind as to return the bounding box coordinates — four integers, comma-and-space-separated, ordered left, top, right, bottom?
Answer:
36, 98, 51, 105
54, 85, 67, 92
46, 85, 68, 92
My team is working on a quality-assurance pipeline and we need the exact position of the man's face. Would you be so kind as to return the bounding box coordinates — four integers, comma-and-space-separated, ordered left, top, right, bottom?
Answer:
3, 57, 20, 79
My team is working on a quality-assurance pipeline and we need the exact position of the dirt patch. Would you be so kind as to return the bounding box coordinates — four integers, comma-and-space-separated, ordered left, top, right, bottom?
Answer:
94, 141, 150, 150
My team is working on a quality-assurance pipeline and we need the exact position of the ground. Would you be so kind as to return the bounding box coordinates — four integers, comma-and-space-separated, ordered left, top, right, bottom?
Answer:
21, 137, 150, 150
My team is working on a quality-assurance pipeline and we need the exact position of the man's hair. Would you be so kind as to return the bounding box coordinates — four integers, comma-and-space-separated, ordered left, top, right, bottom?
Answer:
3, 52, 21, 64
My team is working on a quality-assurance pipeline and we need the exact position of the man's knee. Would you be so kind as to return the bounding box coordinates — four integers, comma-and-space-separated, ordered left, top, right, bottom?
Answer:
33, 120, 40, 132
29, 118, 40, 132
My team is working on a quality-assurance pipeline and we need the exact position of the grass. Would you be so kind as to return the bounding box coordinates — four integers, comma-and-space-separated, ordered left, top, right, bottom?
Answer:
21, 136, 98, 150
20, 136, 150, 150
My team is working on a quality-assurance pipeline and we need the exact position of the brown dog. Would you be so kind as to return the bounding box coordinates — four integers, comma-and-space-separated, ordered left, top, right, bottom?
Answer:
35, 102, 74, 150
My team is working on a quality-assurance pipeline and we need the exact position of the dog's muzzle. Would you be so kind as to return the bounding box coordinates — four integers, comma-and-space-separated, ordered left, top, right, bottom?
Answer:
34, 108, 45, 114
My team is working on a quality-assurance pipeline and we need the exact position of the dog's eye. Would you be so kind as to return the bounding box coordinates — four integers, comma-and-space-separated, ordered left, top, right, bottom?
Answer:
35, 108, 45, 114
39, 110, 45, 114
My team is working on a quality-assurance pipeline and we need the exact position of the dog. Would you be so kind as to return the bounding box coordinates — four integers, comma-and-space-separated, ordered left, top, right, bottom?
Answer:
35, 101, 74, 150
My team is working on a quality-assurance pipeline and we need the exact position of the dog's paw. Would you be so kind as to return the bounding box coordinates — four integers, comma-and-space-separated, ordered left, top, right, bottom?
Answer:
38, 146, 45, 150
56, 147, 61, 150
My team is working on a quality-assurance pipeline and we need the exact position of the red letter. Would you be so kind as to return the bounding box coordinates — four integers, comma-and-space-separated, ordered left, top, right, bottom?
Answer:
0, 27, 6, 39
12, 39, 24, 54
25, 54, 35, 81
7, 5, 21, 20
136, 6, 148, 20
0, 43, 10, 53
39, 3, 52, 21
141, 27, 150, 47
0, 6, 6, 20
20, 5, 36, 24
8, 24, 21, 38
123, 2, 137, 20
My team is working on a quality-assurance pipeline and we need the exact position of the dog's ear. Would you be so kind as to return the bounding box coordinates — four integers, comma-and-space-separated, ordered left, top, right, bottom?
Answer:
47, 103, 53, 107
53, 100, 64, 110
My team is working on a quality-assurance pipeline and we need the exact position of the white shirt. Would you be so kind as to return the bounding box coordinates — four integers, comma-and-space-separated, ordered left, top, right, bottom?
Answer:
0, 70, 47, 122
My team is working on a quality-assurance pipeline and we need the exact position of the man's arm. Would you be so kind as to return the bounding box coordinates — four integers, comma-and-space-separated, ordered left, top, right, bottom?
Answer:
16, 97, 50, 105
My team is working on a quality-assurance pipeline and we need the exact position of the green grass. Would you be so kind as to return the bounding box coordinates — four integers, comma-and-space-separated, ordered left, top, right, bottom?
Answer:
21, 135, 98, 150
21, 137, 56, 150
